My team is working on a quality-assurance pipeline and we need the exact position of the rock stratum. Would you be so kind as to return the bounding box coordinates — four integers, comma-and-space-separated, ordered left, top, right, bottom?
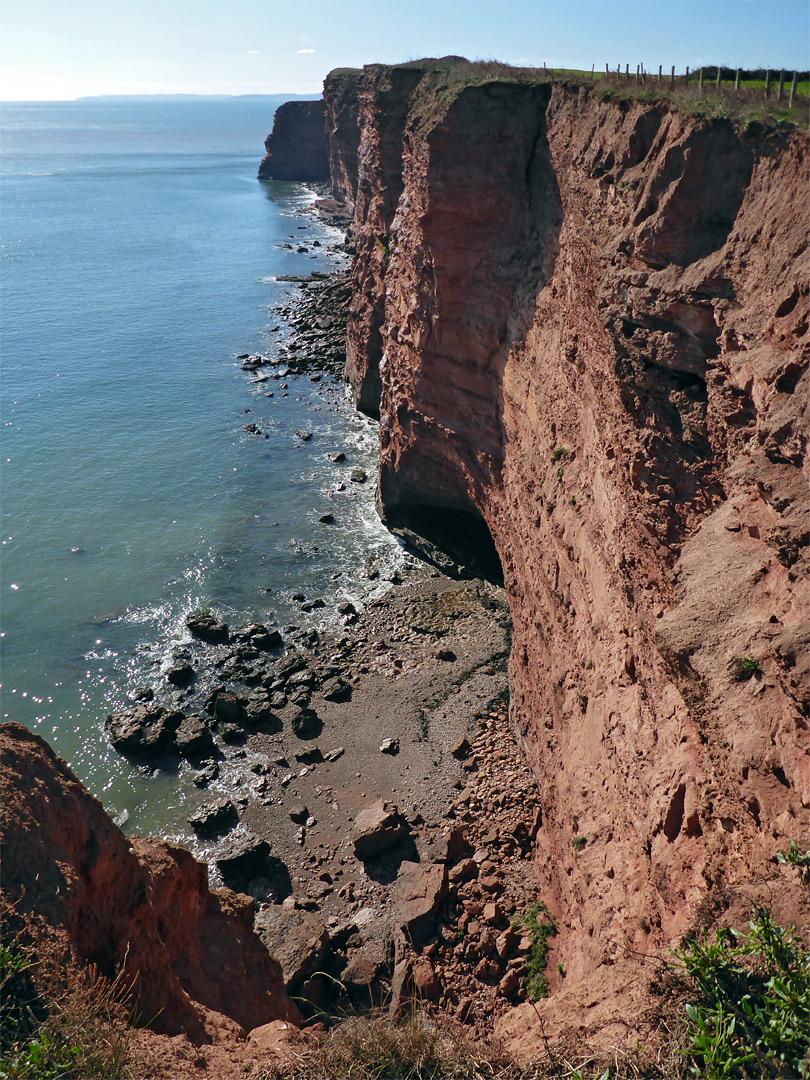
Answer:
320, 60, 809, 1049
0, 722, 300, 1045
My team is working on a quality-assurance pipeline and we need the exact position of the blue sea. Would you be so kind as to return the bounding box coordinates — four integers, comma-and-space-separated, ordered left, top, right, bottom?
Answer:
0, 97, 402, 837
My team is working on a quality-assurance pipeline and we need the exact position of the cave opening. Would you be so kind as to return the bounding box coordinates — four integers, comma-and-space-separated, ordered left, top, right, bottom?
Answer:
385, 503, 504, 587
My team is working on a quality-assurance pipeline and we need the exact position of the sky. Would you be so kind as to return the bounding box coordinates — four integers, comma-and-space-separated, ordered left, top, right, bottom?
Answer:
1, 0, 807, 101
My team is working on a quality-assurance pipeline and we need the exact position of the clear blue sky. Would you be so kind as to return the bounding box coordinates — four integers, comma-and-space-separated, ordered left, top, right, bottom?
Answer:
1, 0, 807, 100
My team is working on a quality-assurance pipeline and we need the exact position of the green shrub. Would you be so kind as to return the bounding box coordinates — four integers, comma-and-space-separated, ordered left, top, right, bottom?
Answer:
732, 656, 762, 681
516, 902, 557, 1001
678, 907, 810, 1078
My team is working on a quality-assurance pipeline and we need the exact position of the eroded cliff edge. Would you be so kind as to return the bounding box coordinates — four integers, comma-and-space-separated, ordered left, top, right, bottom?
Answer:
325, 63, 809, 1048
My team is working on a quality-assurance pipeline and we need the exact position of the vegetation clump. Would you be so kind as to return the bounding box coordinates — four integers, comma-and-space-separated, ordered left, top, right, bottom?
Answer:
678, 907, 810, 1079
732, 655, 762, 681
514, 902, 558, 1001
0, 934, 133, 1080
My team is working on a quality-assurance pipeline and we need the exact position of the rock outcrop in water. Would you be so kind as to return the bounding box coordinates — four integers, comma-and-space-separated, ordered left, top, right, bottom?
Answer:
319, 60, 809, 1049
258, 99, 329, 181
0, 722, 300, 1044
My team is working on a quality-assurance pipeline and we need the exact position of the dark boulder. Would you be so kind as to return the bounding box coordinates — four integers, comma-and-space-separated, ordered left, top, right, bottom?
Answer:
105, 704, 183, 759
186, 610, 229, 645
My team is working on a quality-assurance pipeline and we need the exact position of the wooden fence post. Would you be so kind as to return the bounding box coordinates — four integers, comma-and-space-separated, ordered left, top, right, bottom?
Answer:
625, 63, 629, 78
790, 71, 798, 107
716, 66, 722, 89
606, 63, 609, 76
778, 70, 785, 101
699, 67, 704, 88
658, 64, 662, 82
735, 68, 741, 90
670, 65, 675, 86
765, 70, 771, 97
685, 65, 690, 84
591, 63, 595, 79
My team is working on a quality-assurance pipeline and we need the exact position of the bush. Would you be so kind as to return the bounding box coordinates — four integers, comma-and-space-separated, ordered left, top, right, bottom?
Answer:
678, 907, 810, 1078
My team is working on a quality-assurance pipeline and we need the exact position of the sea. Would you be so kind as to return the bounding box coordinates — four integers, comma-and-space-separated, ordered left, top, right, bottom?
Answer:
0, 96, 405, 840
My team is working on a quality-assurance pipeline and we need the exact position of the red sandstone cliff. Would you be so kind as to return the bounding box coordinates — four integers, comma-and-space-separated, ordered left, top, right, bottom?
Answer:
326, 64, 810, 1050
0, 722, 300, 1044
258, 99, 329, 182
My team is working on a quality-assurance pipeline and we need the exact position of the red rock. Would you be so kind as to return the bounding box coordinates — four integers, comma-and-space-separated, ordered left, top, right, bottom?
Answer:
388, 958, 413, 1019
499, 970, 520, 997
0, 722, 299, 1041
449, 858, 478, 884
393, 862, 449, 946
352, 800, 410, 860
412, 959, 442, 1001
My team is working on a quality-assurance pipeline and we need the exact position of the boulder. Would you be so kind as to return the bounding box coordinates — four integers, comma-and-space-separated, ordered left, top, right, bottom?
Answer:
166, 662, 195, 687
105, 704, 183, 759
175, 715, 215, 761
393, 862, 449, 947
188, 797, 238, 836
215, 834, 291, 898
212, 690, 246, 725
291, 708, 321, 739
254, 907, 329, 993
352, 801, 410, 861
186, 610, 229, 645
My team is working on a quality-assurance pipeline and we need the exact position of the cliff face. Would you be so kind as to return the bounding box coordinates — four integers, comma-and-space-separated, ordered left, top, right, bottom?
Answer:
325, 66, 809, 1045
258, 99, 329, 181
0, 723, 299, 1043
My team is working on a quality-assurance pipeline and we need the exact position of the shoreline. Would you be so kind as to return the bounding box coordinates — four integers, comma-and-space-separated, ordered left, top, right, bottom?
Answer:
96, 192, 561, 1030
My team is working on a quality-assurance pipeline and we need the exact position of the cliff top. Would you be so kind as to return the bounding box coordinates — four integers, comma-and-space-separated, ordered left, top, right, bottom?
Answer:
325, 55, 809, 132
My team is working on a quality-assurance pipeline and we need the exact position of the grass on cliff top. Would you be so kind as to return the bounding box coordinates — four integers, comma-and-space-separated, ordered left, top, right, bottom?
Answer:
384, 56, 809, 130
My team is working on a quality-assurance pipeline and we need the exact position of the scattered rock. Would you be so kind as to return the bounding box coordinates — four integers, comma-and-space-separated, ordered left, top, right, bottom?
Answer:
393, 862, 448, 947
379, 737, 399, 755
166, 662, 195, 687
186, 610, 229, 645
450, 737, 472, 760
352, 801, 410, 861
350, 468, 367, 483
175, 715, 215, 761
189, 797, 238, 836
254, 907, 329, 993
105, 704, 183, 759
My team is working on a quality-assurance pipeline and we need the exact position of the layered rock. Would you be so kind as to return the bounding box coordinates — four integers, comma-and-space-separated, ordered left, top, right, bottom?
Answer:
0, 722, 300, 1043
258, 99, 329, 181
323, 62, 809, 1045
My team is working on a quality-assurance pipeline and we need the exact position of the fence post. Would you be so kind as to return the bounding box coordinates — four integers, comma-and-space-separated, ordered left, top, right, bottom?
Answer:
765, 70, 771, 98
778, 70, 785, 101
544, 62, 547, 76
658, 64, 662, 82
790, 71, 798, 107
734, 68, 740, 90
636, 63, 640, 83
591, 63, 595, 79
670, 65, 675, 86
716, 66, 722, 89
699, 67, 704, 88
685, 65, 690, 84
625, 63, 629, 77
606, 63, 609, 76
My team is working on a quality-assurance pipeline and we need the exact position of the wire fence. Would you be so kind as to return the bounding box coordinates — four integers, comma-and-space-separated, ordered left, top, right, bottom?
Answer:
540, 63, 807, 108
